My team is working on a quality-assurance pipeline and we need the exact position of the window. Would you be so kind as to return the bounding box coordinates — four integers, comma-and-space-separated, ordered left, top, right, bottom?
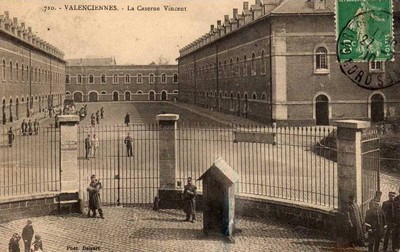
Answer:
315, 47, 328, 72
1, 60, 5, 79
101, 74, 106, 84
161, 74, 167, 83
173, 73, 178, 83
26, 66, 29, 82
125, 74, 130, 84
16, 63, 18, 81
251, 53, 256, 76
65, 75, 70, 84
261, 50, 266, 75
38, 68, 41, 83
136, 90, 143, 94
261, 93, 267, 101
9, 61, 12, 80
77, 74, 82, 84
88, 74, 94, 84
149, 73, 155, 83
113, 74, 119, 84
101, 91, 107, 95
370, 61, 384, 72
243, 55, 247, 76
252, 93, 257, 100
137, 74, 143, 84
21, 64, 24, 82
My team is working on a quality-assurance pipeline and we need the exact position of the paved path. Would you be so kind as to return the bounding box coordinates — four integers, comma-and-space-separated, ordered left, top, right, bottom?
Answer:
0, 206, 346, 252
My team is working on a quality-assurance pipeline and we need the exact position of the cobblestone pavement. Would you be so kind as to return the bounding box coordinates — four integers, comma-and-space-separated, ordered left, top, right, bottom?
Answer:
0, 206, 350, 252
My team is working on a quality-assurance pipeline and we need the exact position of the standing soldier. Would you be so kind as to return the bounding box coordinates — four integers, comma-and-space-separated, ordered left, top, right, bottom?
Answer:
344, 193, 365, 247
8, 127, 14, 147
87, 174, 104, 219
124, 113, 130, 127
383, 192, 396, 252
91, 134, 99, 158
182, 177, 197, 223
22, 220, 34, 252
27, 120, 33, 136
124, 133, 133, 157
100, 107, 104, 119
365, 200, 385, 252
90, 113, 95, 127
96, 112, 100, 125
21, 119, 27, 136
33, 119, 39, 135
84, 134, 92, 160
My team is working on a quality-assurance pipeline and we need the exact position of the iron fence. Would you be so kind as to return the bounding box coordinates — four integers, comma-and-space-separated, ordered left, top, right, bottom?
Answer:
0, 124, 60, 197
176, 123, 338, 208
77, 124, 159, 206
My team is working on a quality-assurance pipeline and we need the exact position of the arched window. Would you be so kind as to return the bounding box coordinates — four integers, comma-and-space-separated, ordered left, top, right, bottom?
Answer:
38, 67, 41, 83
77, 74, 82, 84
161, 73, 167, 83
88, 74, 94, 84
252, 93, 257, 100
149, 73, 155, 83
16, 63, 19, 81
261, 50, 266, 74
113, 74, 119, 84
2, 59, 5, 79
9, 61, 12, 80
243, 55, 247, 76
66, 74, 70, 84
125, 74, 130, 84
21, 64, 24, 82
173, 73, 178, 83
137, 74, 143, 84
101, 74, 106, 84
315, 47, 328, 70
173, 90, 178, 94
136, 90, 143, 94
100, 91, 107, 95
251, 53, 256, 76
26, 66, 29, 82
262, 93, 267, 101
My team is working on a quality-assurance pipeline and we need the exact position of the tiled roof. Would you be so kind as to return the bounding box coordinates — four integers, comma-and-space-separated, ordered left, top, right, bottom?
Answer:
271, 0, 334, 14
66, 57, 116, 66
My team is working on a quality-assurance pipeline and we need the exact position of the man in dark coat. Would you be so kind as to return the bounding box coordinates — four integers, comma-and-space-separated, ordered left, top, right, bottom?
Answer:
21, 220, 34, 252
84, 134, 92, 160
21, 119, 27, 136
8, 233, 21, 252
124, 133, 133, 157
124, 113, 130, 126
27, 120, 33, 135
344, 194, 365, 247
33, 119, 39, 135
365, 200, 386, 252
100, 107, 104, 119
87, 174, 104, 218
96, 112, 100, 125
383, 191, 396, 251
183, 177, 197, 223
8, 127, 14, 147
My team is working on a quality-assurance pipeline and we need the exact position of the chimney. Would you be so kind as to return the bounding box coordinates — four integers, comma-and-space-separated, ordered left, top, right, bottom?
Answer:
13, 17, 17, 25
243, 2, 249, 10
28, 27, 32, 33
4, 11, 9, 19
217, 20, 222, 28
314, 0, 326, 10
21, 22, 25, 29
210, 24, 215, 32
233, 8, 238, 19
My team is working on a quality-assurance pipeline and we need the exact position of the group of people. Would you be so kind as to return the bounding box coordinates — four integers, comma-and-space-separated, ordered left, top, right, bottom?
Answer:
344, 190, 400, 252
21, 119, 39, 136
84, 134, 100, 159
90, 107, 104, 127
8, 220, 43, 252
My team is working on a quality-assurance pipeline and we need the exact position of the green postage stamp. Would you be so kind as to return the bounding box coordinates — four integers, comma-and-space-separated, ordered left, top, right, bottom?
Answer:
336, 0, 394, 62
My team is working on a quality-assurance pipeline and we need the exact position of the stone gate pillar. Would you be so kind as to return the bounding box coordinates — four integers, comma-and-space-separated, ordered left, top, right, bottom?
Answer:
58, 115, 81, 212
335, 120, 371, 211
157, 114, 180, 209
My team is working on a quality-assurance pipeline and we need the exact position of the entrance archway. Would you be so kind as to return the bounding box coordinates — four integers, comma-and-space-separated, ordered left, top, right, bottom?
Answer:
89, 92, 98, 102
161, 91, 167, 101
113, 91, 119, 101
73, 92, 83, 103
315, 95, 329, 125
371, 94, 385, 122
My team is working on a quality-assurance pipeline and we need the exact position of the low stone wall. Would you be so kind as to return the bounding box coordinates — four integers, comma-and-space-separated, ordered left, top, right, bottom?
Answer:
0, 192, 80, 223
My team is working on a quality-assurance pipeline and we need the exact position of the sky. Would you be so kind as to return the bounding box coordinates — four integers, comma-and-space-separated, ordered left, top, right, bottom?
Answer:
1, 0, 248, 65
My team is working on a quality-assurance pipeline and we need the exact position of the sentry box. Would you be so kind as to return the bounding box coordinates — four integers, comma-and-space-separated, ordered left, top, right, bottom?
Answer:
198, 158, 238, 239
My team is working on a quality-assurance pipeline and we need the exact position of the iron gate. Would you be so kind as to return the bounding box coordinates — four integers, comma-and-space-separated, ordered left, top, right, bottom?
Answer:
78, 124, 159, 206
360, 128, 380, 214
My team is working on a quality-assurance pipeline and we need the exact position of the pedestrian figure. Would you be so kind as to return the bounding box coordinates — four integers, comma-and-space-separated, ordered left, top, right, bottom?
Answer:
392, 188, 400, 251
383, 192, 396, 252
124, 133, 133, 157
182, 177, 197, 223
96, 112, 100, 125
87, 174, 104, 219
8, 233, 21, 252
8, 127, 15, 147
100, 107, 104, 119
33, 119, 39, 135
84, 134, 92, 160
91, 113, 95, 127
22, 220, 34, 252
344, 193, 365, 247
365, 200, 385, 252
124, 113, 130, 126
43, 108, 48, 118
29, 235, 43, 252
27, 120, 33, 136
21, 120, 27, 136
54, 114, 59, 128
91, 134, 99, 158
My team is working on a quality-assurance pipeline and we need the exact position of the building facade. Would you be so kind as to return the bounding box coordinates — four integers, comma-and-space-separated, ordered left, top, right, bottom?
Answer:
0, 11, 66, 125
178, 0, 400, 125
65, 59, 179, 102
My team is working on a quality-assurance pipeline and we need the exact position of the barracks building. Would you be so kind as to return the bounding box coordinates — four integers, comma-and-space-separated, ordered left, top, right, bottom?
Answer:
65, 58, 179, 102
0, 11, 66, 125
177, 0, 400, 125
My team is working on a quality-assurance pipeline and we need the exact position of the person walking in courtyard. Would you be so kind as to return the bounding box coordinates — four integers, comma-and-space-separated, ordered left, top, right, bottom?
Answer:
383, 192, 397, 251
8, 233, 21, 252
96, 111, 100, 125
100, 107, 104, 119
182, 177, 197, 223
22, 220, 34, 252
91, 134, 99, 158
90, 113, 95, 127
84, 134, 92, 160
21, 119, 27, 136
8, 127, 15, 147
27, 120, 33, 136
33, 119, 39, 135
365, 200, 385, 252
29, 234, 43, 252
124, 133, 133, 157
344, 193, 365, 247
87, 174, 104, 219
124, 113, 130, 126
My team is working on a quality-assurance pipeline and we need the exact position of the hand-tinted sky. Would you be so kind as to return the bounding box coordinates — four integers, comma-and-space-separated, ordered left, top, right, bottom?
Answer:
1, 0, 247, 64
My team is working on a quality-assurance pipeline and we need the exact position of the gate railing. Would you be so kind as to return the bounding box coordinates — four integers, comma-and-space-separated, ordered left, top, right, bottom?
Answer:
0, 125, 60, 197
77, 124, 159, 206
